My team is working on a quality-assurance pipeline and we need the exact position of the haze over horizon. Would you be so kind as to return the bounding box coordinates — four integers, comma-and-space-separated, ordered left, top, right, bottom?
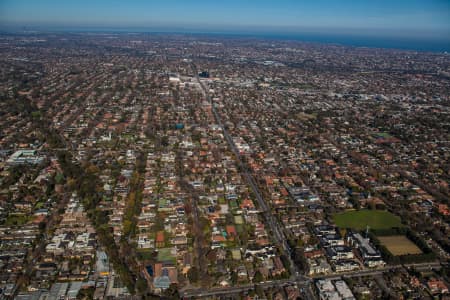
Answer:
1, 0, 449, 51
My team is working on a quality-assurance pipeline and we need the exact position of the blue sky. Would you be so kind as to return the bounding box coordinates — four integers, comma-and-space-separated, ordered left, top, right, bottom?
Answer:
1, 0, 449, 38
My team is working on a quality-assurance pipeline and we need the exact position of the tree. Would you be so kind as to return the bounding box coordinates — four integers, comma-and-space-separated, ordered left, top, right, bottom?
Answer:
54, 173, 65, 185
163, 284, 179, 299
188, 267, 200, 283
136, 277, 148, 294
253, 270, 263, 283
231, 271, 238, 285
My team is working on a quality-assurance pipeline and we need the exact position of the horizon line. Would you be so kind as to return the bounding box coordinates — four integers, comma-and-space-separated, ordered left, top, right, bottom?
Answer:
1, 25, 449, 53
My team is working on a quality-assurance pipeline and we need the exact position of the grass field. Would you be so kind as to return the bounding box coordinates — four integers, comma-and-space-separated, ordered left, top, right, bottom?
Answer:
5, 214, 31, 226
157, 248, 176, 263
378, 235, 423, 256
333, 210, 403, 230
137, 249, 154, 260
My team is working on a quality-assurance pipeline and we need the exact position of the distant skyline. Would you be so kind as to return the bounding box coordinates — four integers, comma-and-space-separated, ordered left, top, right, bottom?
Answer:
1, 1, 449, 36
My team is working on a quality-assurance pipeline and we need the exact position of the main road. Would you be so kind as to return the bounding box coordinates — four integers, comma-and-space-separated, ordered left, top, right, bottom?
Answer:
181, 276, 312, 298
181, 260, 442, 298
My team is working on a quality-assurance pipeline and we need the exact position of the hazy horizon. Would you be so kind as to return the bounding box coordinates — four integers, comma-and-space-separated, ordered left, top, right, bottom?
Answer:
1, 1, 449, 34
1, 0, 449, 52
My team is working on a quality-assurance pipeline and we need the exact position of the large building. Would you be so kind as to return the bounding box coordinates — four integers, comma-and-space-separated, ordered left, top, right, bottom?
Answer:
6, 150, 44, 165
347, 232, 385, 267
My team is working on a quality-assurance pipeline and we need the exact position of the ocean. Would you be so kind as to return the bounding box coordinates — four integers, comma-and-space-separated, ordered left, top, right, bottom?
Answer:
3, 25, 449, 53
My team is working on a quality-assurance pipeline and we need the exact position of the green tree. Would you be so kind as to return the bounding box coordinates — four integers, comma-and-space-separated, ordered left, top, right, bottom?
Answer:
253, 270, 263, 283
231, 271, 238, 285
136, 277, 148, 294
163, 284, 179, 299
188, 267, 200, 283
54, 173, 65, 185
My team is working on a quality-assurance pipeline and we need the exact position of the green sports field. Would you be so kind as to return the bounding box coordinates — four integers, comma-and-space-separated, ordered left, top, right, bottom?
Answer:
333, 210, 403, 230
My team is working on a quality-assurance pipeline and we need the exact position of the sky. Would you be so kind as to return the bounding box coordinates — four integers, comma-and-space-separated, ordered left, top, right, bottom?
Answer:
0, 0, 449, 39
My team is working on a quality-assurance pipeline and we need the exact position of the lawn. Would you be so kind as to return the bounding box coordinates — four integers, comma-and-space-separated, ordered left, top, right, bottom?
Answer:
373, 132, 393, 139
231, 249, 241, 260
157, 248, 176, 263
333, 210, 403, 230
5, 214, 31, 226
234, 215, 244, 225
378, 235, 422, 256
137, 249, 155, 261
